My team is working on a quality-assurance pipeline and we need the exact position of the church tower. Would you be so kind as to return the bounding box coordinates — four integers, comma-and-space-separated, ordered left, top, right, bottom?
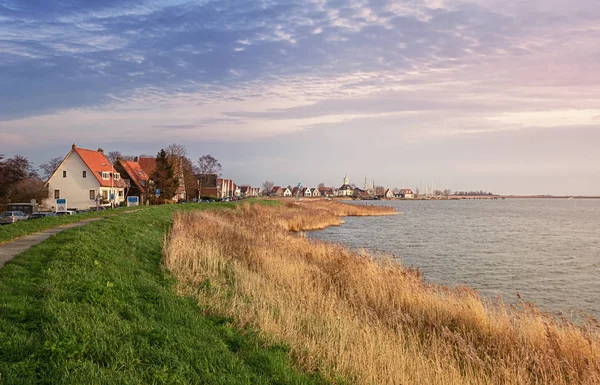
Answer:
343, 175, 349, 186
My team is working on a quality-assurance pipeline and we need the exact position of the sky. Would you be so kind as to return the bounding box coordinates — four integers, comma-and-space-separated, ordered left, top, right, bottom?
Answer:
1, 0, 599, 195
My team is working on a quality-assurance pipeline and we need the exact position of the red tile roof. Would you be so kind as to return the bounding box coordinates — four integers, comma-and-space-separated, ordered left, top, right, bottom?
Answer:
119, 159, 149, 192
74, 147, 127, 188
138, 157, 157, 176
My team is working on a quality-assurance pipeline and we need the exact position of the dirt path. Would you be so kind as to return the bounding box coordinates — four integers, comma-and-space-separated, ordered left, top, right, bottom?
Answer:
0, 218, 103, 269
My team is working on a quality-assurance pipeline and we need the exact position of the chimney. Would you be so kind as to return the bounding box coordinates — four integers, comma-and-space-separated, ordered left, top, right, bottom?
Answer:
72, 143, 76, 149
134, 156, 138, 162
97, 148, 104, 154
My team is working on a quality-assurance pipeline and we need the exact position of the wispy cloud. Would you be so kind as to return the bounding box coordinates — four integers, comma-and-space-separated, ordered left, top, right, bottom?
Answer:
1, 0, 599, 193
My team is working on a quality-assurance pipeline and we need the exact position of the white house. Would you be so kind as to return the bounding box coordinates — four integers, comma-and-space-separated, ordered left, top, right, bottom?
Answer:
283, 187, 292, 197
302, 187, 312, 197
399, 188, 415, 199
44, 144, 127, 210
337, 175, 354, 197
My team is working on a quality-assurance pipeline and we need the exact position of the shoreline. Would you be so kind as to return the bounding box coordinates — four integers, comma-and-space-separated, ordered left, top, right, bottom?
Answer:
164, 200, 600, 385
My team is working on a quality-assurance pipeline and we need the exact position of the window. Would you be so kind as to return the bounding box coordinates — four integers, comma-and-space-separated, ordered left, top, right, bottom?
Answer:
89, 190, 96, 200
118, 190, 124, 197
102, 190, 108, 200
54, 190, 60, 199
102, 172, 109, 180
113, 173, 120, 181
62, 171, 67, 178
83, 171, 87, 178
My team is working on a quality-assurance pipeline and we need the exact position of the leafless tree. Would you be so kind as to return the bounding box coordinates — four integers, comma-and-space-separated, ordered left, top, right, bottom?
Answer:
318, 182, 325, 188
39, 157, 63, 180
197, 154, 222, 198
107, 151, 122, 164
166, 143, 188, 158
10, 177, 49, 203
262, 181, 274, 195
0, 155, 36, 203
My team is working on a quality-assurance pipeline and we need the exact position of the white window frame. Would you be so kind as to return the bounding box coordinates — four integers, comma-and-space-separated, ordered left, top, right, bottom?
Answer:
113, 173, 120, 181
102, 172, 109, 180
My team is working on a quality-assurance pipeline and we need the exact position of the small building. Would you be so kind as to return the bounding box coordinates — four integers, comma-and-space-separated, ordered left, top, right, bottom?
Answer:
115, 157, 150, 204
283, 187, 292, 197
311, 188, 321, 197
353, 188, 370, 200
271, 186, 284, 197
397, 188, 414, 199
384, 189, 394, 199
194, 173, 219, 199
318, 187, 334, 197
337, 176, 354, 197
44, 144, 127, 210
138, 156, 186, 201
301, 187, 312, 197
217, 178, 235, 199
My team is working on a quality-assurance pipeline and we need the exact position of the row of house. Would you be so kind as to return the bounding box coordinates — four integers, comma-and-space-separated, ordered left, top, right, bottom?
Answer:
43, 146, 415, 211
43, 144, 259, 211
269, 176, 415, 200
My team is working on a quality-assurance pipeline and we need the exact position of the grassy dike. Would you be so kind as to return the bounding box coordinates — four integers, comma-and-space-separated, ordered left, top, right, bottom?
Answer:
0, 206, 143, 245
0, 203, 327, 384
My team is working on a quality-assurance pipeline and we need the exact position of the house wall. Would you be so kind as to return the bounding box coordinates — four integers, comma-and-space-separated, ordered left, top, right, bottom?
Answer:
44, 152, 124, 210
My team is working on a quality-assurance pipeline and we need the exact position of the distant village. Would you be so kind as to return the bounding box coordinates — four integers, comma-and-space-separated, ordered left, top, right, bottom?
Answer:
0, 144, 496, 214
38, 144, 419, 211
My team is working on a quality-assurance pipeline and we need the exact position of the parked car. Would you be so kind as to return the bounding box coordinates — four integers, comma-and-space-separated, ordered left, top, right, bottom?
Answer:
56, 210, 77, 216
28, 212, 57, 220
0, 211, 29, 224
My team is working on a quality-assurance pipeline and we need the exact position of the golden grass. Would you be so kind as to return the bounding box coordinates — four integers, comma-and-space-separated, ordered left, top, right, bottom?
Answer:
163, 201, 600, 385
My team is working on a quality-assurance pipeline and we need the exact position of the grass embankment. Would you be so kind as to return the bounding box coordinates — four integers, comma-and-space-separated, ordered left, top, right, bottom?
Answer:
0, 206, 143, 245
164, 201, 600, 385
0, 203, 326, 384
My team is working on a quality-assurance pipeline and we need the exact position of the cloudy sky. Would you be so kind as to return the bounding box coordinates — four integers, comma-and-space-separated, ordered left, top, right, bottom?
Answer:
1, 0, 599, 194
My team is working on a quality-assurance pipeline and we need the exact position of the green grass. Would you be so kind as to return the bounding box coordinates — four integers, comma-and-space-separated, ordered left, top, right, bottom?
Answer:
0, 203, 325, 385
0, 206, 144, 245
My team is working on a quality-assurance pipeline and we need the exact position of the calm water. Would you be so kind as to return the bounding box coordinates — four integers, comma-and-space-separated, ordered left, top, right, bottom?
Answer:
308, 199, 600, 317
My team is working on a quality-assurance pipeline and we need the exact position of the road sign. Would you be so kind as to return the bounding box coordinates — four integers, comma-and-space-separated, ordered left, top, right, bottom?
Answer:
127, 196, 139, 207
155, 188, 160, 198
55, 198, 67, 212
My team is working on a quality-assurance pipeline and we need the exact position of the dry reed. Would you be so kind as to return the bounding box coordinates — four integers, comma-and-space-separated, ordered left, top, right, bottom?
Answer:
163, 201, 600, 385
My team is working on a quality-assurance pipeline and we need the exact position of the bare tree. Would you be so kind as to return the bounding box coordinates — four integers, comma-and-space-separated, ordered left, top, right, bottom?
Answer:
107, 151, 122, 164
318, 182, 325, 188
0, 155, 36, 203
197, 154, 222, 198
39, 157, 63, 180
10, 176, 49, 203
443, 189, 452, 198
262, 181, 274, 195
166, 143, 188, 158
